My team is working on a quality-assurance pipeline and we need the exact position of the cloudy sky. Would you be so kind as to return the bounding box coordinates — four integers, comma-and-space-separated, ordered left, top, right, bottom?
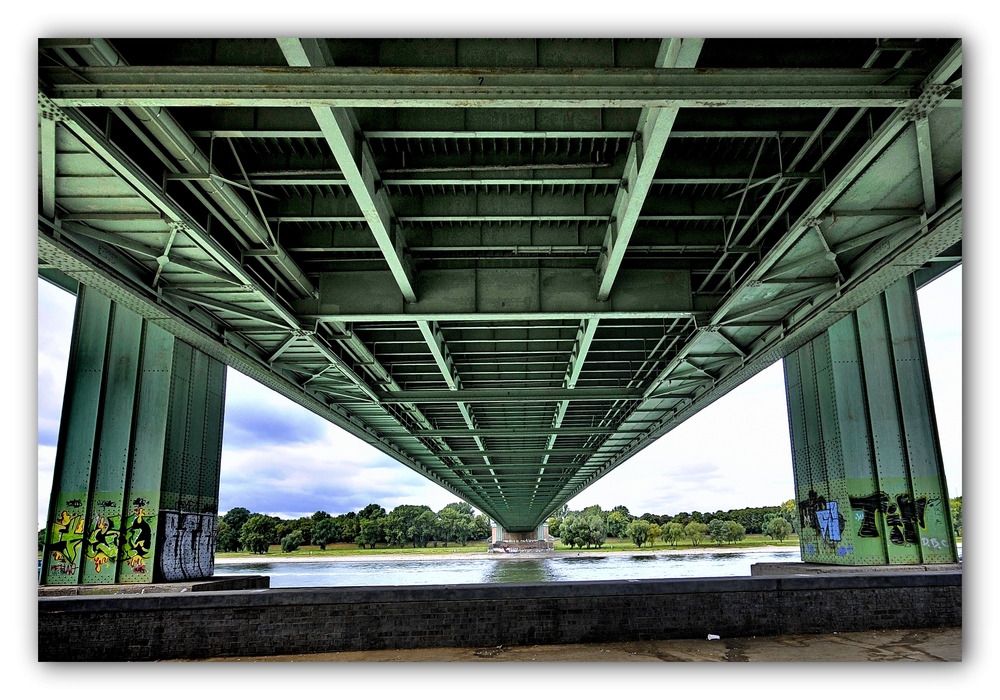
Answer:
36, 266, 962, 529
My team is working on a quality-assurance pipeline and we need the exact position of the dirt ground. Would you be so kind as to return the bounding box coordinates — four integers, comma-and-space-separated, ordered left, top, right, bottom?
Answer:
189, 627, 961, 662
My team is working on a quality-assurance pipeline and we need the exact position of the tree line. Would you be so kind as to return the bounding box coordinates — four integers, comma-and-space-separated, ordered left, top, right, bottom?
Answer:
37, 495, 963, 554
216, 502, 493, 554
547, 502, 799, 549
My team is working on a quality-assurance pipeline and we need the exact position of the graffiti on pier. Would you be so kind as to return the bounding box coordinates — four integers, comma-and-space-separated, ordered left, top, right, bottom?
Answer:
848, 492, 937, 545
85, 513, 120, 573
48, 510, 85, 575
121, 500, 154, 574
159, 511, 217, 580
798, 490, 846, 544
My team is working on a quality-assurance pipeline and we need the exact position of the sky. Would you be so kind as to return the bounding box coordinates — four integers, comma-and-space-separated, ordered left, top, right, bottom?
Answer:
36, 266, 963, 529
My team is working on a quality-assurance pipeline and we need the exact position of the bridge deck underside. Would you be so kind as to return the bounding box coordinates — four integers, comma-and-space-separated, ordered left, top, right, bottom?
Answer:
37, 38, 962, 530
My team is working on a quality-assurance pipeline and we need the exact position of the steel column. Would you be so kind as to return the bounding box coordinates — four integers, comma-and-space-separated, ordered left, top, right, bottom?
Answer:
783, 275, 956, 565
41, 287, 228, 585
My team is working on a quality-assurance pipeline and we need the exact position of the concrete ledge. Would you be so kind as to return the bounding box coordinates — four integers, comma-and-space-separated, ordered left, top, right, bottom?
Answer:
37, 575, 270, 597
38, 571, 961, 661
752, 562, 961, 576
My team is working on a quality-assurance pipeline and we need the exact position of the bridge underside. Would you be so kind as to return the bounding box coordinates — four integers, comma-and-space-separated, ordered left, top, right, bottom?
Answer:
38, 38, 962, 532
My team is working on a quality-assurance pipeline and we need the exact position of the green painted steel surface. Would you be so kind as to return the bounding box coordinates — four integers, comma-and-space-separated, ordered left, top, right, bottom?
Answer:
38, 38, 961, 534
784, 277, 957, 565
41, 288, 227, 584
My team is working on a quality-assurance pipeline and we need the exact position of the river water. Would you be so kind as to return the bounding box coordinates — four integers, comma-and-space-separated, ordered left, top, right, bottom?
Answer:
214, 548, 805, 588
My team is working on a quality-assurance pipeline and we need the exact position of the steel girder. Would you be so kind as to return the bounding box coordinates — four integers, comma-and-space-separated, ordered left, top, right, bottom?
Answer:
37, 38, 961, 531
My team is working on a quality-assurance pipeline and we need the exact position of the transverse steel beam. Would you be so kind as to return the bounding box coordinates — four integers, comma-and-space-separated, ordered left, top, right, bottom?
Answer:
42, 65, 935, 109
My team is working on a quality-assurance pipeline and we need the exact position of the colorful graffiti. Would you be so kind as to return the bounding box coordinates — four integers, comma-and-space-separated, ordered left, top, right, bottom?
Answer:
48, 510, 85, 575
120, 498, 154, 574
798, 490, 846, 544
85, 513, 120, 573
848, 492, 936, 546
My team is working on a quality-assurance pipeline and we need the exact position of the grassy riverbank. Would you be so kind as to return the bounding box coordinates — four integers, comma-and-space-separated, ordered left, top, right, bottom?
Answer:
214, 533, 801, 560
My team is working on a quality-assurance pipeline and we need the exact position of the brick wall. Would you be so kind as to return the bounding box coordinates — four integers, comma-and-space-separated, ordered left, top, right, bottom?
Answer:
38, 571, 961, 661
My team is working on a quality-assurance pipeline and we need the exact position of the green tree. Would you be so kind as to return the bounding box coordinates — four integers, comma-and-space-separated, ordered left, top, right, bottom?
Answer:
312, 518, 340, 550
221, 507, 251, 535
240, 514, 277, 555
280, 529, 305, 552
625, 519, 651, 547
766, 516, 793, 542
333, 513, 359, 543
950, 496, 962, 537
648, 523, 661, 546
707, 518, 728, 545
472, 514, 492, 541
408, 510, 439, 547
560, 514, 588, 548
39, 528, 45, 552
663, 521, 685, 546
311, 510, 331, 522
442, 501, 474, 516
355, 517, 384, 549
358, 503, 386, 521
216, 520, 241, 552
558, 514, 578, 547
437, 507, 474, 546
547, 516, 563, 539
727, 520, 747, 544
606, 510, 632, 539
583, 514, 607, 548
780, 499, 797, 533
385, 505, 432, 548
684, 521, 708, 546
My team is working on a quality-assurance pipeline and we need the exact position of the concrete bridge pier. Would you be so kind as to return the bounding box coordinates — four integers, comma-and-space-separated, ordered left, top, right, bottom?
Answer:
783, 274, 957, 565
489, 523, 553, 552
40, 285, 227, 585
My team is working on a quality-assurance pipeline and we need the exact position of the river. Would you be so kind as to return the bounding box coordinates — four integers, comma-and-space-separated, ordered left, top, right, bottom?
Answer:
214, 548, 805, 587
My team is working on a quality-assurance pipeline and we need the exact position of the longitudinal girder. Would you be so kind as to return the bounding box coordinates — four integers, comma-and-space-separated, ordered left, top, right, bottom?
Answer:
37, 38, 962, 531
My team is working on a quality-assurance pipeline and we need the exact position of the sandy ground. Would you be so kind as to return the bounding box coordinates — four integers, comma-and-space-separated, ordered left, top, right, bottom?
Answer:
216, 544, 800, 565
187, 627, 961, 662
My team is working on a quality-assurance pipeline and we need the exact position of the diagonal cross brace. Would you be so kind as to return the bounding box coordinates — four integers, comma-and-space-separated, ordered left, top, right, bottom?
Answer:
595, 38, 704, 302
278, 38, 417, 302
417, 320, 493, 469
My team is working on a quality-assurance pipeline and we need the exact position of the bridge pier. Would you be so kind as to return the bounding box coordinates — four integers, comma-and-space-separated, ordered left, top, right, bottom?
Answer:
489, 523, 553, 552
40, 286, 227, 585
783, 275, 957, 565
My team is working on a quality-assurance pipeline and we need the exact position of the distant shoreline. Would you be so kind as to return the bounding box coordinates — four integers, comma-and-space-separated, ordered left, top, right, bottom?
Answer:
216, 544, 801, 565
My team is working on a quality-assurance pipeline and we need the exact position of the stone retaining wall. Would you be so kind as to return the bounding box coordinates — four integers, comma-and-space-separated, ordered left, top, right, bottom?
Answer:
38, 571, 961, 661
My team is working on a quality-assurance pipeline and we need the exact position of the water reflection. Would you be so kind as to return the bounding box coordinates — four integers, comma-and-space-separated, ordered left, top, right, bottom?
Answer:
215, 549, 804, 588
214, 545, 960, 589
483, 559, 553, 583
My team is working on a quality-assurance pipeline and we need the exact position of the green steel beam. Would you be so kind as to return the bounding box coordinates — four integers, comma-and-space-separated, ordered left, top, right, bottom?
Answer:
416, 319, 495, 467
412, 426, 641, 438
57, 40, 318, 301
295, 267, 695, 322
187, 129, 886, 140
42, 65, 932, 108
596, 38, 703, 302
376, 387, 644, 404
640, 42, 961, 402
277, 38, 417, 303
